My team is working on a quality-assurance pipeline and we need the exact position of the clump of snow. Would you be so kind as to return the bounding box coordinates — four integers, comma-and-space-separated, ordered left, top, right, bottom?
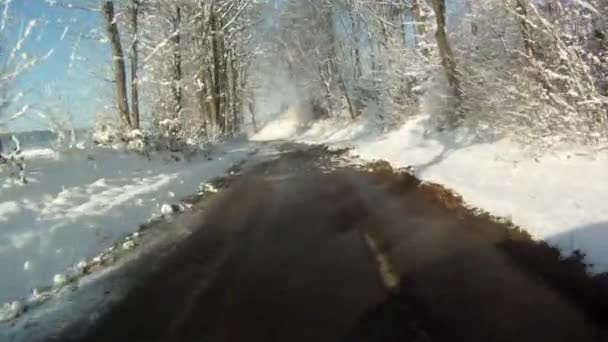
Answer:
287, 115, 608, 273
52, 274, 67, 287
0, 301, 24, 322
160, 203, 176, 216
91, 254, 103, 265
199, 182, 218, 194
125, 129, 147, 152
21, 148, 57, 159
122, 240, 135, 250
28, 288, 44, 303
76, 260, 87, 272
92, 119, 122, 147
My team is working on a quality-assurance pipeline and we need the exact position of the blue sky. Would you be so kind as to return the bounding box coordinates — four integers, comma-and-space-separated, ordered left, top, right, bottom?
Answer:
5, 0, 108, 131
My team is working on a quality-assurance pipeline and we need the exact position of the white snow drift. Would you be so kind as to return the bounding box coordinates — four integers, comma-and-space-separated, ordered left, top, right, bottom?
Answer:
254, 114, 608, 273
0, 142, 252, 306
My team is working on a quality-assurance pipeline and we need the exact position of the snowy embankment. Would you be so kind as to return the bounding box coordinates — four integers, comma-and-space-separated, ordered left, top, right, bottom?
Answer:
253, 114, 608, 273
0, 141, 253, 311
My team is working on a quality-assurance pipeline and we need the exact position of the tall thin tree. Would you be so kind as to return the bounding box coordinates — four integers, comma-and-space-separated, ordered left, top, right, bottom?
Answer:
431, 0, 463, 126
128, 0, 140, 129
102, 0, 132, 129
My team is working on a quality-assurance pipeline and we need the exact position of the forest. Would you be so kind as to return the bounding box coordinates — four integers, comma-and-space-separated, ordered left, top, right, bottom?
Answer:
2, 0, 606, 149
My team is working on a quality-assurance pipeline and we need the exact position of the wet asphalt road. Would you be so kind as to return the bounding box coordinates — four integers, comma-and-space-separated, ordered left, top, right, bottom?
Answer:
48, 145, 603, 342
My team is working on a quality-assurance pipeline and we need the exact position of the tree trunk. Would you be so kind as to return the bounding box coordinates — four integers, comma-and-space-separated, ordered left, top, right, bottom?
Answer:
591, 19, 608, 97
513, 0, 557, 97
412, 0, 427, 37
206, 66, 218, 131
412, 0, 431, 58
230, 52, 240, 135
240, 63, 256, 133
464, 0, 478, 36
196, 73, 208, 132
249, 101, 257, 132
339, 71, 356, 120
102, 0, 131, 129
319, 62, 334, 117
515, 0, 534, 57
210, 5, 225, 134
347, 7, 361, 81
128, 0, 140, 129
430, 0, 463, 125
195, 1, 210, 132
171, 5, 183, 116
221, 31, 229, 133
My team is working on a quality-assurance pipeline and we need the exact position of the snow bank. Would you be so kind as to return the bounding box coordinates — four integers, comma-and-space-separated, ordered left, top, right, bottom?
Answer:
298, 118, 382, 145
0, 142, 253, 304
279, 115, 608, 273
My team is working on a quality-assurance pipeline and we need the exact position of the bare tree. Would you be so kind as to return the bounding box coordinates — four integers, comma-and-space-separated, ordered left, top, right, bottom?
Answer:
102, 0, 132, 129
128, 0, 140, 129
430, 0, 463, 126
412, 0, 428, 40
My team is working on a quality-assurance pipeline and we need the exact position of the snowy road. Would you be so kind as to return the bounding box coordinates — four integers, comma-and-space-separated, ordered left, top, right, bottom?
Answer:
14, 143, 601, 342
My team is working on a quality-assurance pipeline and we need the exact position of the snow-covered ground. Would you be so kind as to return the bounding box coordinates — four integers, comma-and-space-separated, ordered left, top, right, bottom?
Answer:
0, 140, 253, 308
253, 114, 608, 273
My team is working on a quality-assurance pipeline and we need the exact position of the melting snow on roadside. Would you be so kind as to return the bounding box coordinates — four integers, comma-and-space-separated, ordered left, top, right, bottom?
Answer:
255, 114, 608, 273
0, 142, 253, 309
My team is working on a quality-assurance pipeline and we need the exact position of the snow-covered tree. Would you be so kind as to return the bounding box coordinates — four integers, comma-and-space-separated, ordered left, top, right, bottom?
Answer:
50, 0, 608, 147
449, 0, 608, 145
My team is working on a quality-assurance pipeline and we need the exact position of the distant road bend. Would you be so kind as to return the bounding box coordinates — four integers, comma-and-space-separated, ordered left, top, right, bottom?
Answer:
53, 144, 605, 342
